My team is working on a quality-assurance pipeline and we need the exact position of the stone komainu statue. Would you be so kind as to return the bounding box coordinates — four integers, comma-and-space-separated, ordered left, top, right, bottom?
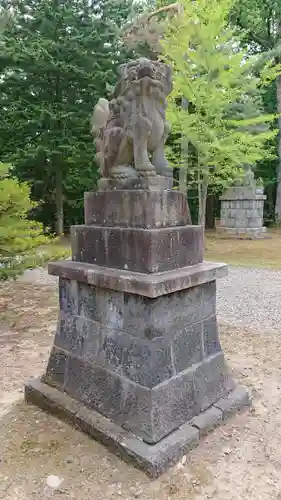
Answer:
91, 58, 173, 180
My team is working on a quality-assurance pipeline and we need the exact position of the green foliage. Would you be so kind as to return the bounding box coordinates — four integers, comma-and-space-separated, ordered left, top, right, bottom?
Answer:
231, 0, 281, 223
231, 0, 281, 51
0, 162, 69, 279
0, 0, 135, 233
160, 0, 278, 223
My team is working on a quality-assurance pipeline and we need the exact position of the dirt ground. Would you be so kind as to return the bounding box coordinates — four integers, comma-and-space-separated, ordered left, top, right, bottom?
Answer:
1, 282, 281, 500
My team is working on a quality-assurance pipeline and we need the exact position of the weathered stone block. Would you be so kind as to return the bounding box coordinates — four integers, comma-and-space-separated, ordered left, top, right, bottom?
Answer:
246, 208, 258, 219
71, 224, 204, 273
214, 386, 251, 419
121, 382, 154, 443
89, 365, 197, 444
55, 313, 100, 360
194, 353, 235, 411
203, 316, 221, 356
96, 288, 124, 329
191, 406, 223, 437
201, 281, 216, 318
149, 368, 197, 442
247, 218, 262, 228
236, 219, 248, 228
98, 326, 174, 388
78, 283, 126, 330
44, 346, 68, 389
123, 367, 197, 444
172, 321, 203, 373
78, 282, 96, 319
26, 378, 81, 422
122, 281, 215, 338
64, 355, 126, 421
59, 278, 78, 314
84, 190, 190, 228
226, 217, 235, 228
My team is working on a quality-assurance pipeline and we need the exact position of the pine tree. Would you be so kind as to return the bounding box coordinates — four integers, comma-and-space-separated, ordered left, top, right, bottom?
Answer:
0, 0, 135, 234
0, 161, 70, 279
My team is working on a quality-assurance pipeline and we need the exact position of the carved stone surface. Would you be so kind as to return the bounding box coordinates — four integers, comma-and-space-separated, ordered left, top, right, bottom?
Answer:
91, 58, 173, 188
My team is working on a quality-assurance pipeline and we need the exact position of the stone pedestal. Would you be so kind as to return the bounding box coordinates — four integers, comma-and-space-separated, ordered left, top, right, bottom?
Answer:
219, 186, 267, 238
25, 188, 250, 477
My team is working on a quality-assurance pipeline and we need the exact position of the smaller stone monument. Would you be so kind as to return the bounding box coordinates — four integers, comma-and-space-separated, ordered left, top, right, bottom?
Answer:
219, 165, 267, 238
25, 58, 251, 478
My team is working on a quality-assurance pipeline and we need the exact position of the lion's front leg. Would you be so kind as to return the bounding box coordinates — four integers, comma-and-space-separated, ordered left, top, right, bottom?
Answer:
133, 114, 156, 177
152, 121, 173, 181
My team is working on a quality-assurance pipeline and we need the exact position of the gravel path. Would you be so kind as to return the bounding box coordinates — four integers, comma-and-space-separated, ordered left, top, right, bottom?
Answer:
217, 266, 281, 333
20, 265, 281, 334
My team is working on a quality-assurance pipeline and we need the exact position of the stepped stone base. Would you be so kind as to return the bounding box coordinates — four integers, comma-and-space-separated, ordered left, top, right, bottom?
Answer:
25, 379, 251, 477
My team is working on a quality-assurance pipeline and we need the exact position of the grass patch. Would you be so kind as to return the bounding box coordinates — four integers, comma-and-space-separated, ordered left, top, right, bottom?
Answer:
205, 229, 281, 269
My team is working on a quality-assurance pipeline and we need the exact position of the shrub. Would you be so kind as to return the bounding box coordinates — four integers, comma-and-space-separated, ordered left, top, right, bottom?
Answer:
0, 163, 69, 279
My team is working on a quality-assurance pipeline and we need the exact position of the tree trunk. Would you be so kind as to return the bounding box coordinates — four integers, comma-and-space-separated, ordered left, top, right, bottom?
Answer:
275, 74, 281, 223
179, 164, 187, 194
197, 172, 208, 228
180, 96, 192, 224
205, 193, 215, 229
55, 168, 64, 236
